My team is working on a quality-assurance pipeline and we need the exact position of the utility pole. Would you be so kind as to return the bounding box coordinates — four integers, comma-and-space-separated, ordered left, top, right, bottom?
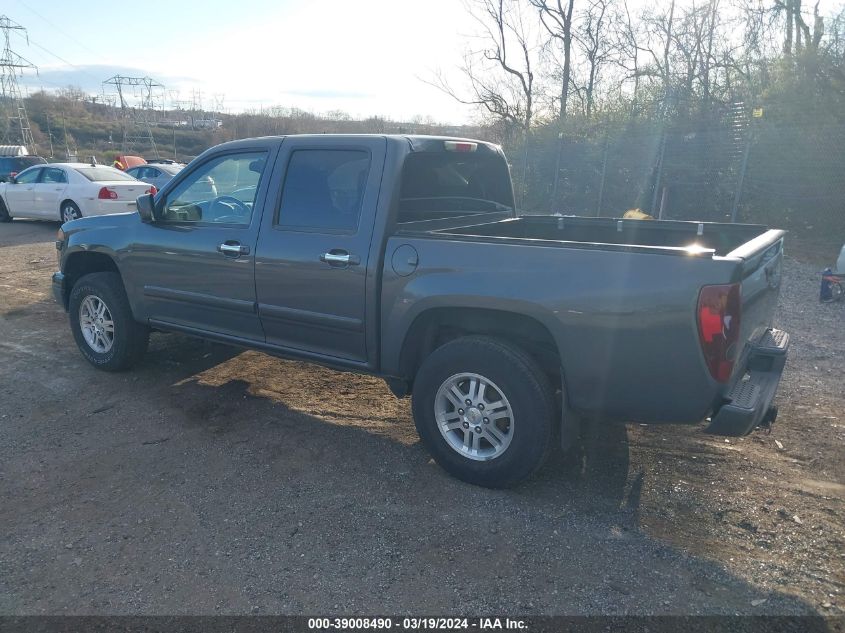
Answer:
61, 111, 74, 160
46, 112, 54, 157
595, 133, 610, 216
103, 75, 164, 158
0, 15, 38, 152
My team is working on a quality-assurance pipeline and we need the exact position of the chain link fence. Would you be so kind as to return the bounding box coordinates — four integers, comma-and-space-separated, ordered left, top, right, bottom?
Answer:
510, 106, 845, 230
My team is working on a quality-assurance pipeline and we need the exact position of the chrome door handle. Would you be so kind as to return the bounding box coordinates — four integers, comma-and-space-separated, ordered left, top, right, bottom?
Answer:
320, 250, 360, 267
321, 252, 349, 265
218, 242, 250, 256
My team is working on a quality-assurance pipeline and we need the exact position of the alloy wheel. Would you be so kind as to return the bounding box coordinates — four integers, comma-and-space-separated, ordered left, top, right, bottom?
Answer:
434, 372, 515, 461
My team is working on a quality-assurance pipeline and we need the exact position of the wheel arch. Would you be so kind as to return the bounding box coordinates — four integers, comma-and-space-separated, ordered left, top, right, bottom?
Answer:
59, 198, 80, 220
61, 251, 121, 309
395, 305, 581, 452
397, 306, 566, 388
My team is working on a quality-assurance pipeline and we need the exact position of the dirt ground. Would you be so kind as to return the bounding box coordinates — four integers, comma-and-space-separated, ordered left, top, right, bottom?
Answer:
0, 219, 843, 616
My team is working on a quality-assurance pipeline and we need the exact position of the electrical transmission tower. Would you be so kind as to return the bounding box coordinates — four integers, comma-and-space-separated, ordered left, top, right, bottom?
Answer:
102, 75, 164, 158
0, 15, 37, 152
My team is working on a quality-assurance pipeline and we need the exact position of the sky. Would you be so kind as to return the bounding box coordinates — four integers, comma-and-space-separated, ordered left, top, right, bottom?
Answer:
7, 0, 480, 124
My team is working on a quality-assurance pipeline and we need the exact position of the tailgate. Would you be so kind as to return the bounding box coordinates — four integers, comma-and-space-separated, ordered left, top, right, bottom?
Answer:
728, 229, 786, 361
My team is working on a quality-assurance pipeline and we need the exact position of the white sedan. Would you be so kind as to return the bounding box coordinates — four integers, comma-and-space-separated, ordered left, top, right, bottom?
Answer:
0, 163, 154, 223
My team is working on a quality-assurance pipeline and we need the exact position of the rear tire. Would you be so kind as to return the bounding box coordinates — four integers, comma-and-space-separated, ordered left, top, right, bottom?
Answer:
69, 272, 149, 371
412, 335, 555, 488
61, 201, 82, 223
0, 198, 11, 222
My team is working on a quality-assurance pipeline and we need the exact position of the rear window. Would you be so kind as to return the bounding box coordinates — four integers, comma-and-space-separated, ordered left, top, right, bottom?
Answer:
398, 152, 513, 223
14, 156, 47, 169
75, 167, 138, 182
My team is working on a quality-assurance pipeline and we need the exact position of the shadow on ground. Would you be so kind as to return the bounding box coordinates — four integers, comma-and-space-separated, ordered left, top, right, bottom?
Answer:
7, 332, 828, 615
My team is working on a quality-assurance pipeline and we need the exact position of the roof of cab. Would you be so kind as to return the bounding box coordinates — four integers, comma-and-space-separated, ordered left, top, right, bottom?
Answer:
204, 134, 501, 155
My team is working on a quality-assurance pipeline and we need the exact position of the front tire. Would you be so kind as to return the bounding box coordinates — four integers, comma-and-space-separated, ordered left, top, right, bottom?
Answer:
0, 198, 11, 222
69, 272, 149, 371
412, 336, 555, 488
61, 201, 82, 223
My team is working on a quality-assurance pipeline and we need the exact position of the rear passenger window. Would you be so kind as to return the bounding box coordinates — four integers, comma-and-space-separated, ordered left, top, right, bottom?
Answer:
41, 168, 67, 184
277, 150, 370, 232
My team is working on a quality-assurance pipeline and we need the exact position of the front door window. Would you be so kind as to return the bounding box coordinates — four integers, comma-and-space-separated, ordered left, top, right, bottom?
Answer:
161, 152, 267, 225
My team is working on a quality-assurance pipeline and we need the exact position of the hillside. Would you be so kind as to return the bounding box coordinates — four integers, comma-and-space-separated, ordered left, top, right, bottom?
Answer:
19, 89, 483, 164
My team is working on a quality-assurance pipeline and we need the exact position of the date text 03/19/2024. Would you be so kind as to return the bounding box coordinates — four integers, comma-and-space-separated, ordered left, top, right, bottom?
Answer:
307, 617, 528, 630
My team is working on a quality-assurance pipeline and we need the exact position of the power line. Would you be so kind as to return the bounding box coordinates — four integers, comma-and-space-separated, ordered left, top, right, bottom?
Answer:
11, 28, 102, 84
17, 1, 105, 60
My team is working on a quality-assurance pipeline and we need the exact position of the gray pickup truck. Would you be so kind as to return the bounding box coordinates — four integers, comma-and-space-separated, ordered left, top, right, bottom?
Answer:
52, 135, 789, 487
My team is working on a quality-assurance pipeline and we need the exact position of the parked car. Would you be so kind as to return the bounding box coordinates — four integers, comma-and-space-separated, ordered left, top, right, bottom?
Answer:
0, 155, 48, 183
125, 163, 184, 192
0, 163, 154, 223
112, 155, 146, 170
51, 135, 789, 488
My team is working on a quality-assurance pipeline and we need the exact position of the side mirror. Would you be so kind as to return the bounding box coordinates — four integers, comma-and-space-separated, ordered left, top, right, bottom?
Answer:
137, 193, 157, 223
8, 173, 17, 184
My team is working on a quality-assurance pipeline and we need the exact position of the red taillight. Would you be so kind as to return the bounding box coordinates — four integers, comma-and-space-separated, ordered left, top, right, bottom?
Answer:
147, 185, 157, 196
98, 187, 118, 200
697, 283, 742, 383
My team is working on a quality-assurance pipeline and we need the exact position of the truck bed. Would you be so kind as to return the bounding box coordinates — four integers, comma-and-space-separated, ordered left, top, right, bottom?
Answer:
384, 212, 786, 425
420, 215, 771, 257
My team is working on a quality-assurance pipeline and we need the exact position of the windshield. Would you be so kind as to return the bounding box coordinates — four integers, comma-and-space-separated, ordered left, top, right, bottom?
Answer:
398, 151, 514, 223
75, 167, 138, 182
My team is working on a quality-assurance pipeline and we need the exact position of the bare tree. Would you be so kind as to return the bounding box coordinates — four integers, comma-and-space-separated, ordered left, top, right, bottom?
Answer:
428, 0, 542, 204
773, 0, 825, 57
572, 0, 615, 116
433, 0, 538, 136
530, 0, 578, 121
614, 0, 643, 114
702, 0, 720, 103
636, 0, 677, 102
528, 0, 576, 208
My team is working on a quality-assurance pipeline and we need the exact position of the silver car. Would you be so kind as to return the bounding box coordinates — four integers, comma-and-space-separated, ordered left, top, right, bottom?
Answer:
126, 163, 183, 191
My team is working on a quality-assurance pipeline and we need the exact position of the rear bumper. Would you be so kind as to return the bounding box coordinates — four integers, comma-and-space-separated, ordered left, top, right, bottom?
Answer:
707, 328, 789, 436
52, 271, 67, 310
